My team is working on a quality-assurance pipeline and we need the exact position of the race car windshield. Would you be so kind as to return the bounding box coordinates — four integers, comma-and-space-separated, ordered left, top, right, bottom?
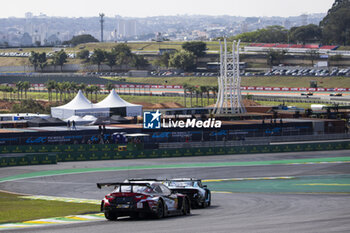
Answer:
169, 181, 193, 187
113, 185, 154, 194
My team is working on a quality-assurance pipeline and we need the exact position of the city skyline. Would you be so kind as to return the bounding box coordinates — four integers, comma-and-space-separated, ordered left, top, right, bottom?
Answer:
1, 0, 334, 18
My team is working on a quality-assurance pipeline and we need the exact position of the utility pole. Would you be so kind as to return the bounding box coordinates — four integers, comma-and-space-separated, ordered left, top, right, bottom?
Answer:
99, 13, 105, 42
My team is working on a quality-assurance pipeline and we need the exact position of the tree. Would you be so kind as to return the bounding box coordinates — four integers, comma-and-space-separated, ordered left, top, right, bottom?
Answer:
112, 44, 134, 69
104, 51, 117, 71
290, 24, 322, 44
106, 82, 115, 93
16, 81, 23, 100
169, 50, 195, 71
233, 25, 288, 43
63, 34, 99, 46
45, 80, 55, 102
153, 52, 171, 69
183, 83, 189, 107
38, 52, 47, 72
90, 48, 105, 71
29, 51, 39, 71
77, 49, 90, 62
91, 85, 101, 102
133, 55, 149, 70
85, 86, 94, 100
182, 41, 207, 57
22, 81, 30, 99
78, 83, 87, 94
186, 85, 195, 107
200, 86, 208, 106
320, 0, 350, 45
52, 50, 68, 72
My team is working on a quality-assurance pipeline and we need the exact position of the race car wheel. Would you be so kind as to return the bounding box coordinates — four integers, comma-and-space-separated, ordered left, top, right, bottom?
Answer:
155, 200, 164, 219
104, 211, 118, 221
207, 191, 211, 207
182, 197, 191, 215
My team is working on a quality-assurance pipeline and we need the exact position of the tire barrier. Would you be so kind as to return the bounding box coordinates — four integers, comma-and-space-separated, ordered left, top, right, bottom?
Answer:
0, 141, 350, 164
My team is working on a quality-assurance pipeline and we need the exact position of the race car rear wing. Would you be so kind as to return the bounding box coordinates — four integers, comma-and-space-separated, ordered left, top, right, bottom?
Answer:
125, 178, 202, 183
97, 182, 152, 191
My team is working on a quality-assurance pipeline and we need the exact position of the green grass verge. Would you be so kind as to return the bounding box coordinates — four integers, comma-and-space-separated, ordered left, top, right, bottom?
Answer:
105, 76, 350, 88
0, 191, 99, 224
255, 101, 330, 109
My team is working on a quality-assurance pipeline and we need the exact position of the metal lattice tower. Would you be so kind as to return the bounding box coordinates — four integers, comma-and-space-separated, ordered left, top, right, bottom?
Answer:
213, 39, 246, 115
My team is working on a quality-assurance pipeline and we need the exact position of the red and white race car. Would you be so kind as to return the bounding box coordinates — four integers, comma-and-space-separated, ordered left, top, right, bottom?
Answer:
97, 182, 191, 220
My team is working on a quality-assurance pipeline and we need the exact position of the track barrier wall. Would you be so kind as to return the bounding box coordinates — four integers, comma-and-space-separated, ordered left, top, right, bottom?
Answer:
0, 153, 57, 167
0, 141, 350, 167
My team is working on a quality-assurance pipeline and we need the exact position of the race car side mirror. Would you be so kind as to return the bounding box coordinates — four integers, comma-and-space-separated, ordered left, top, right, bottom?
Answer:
203, 185, 207, 188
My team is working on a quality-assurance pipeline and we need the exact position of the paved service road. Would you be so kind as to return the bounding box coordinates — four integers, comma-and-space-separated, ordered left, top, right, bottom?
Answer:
1, 150, 350, 233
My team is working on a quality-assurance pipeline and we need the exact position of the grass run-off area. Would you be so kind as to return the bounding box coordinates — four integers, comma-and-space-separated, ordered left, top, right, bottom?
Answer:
105, 76, 350, 88
0, 191, 99, 224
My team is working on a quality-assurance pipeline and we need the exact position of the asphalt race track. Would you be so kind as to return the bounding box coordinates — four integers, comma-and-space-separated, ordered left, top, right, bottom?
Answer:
1, 150, 350, 233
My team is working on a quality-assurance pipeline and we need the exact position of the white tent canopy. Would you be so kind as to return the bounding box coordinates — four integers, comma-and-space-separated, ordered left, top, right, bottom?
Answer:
51, 90, 109, 119
93, 89, 142, 117
51, 89, 142, 119
57, 90, 92, 109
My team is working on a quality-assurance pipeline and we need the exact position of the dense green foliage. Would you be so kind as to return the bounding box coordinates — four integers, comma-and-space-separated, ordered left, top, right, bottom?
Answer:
63, 34, 99, 46
90, 48, 105, 71
152, 52, 171, 69
29, 51, 47, 72
51, 50, 68, 71
77, 49, 90, 61
169, 50, 196, 71
289, 24, 322, 44
234, 26, 288, 43
182, 41, 207, 57
320, 0, 350, 45
222, 1, 349, 46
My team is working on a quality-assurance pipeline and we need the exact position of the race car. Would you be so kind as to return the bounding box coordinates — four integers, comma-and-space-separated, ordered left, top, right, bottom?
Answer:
162, 178, 211, 208
97, 182, 190, 220
330, 93, 343, 97
124, 178, 211, 208
301, 92, 313, 96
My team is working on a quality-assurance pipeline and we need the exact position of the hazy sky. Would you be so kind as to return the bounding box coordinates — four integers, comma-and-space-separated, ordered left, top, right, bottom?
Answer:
1, 0, 334, 18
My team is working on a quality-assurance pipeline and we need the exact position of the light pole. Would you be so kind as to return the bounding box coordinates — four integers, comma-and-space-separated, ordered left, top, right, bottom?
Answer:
99, 13, 105, 42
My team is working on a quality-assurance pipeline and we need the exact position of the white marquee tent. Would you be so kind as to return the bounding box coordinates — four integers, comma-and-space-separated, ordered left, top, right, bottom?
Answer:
93, 89, 142, 117
51, 90, 109, 119
51, 89, 142, 119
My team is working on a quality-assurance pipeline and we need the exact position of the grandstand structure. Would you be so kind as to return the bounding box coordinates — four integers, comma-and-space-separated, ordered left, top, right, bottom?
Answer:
213, 39, 246, 115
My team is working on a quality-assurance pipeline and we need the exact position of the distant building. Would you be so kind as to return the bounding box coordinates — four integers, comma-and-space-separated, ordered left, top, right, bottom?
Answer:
20, 32, 32, 46
45, 34, 61, 45
116, 18, 137, 38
